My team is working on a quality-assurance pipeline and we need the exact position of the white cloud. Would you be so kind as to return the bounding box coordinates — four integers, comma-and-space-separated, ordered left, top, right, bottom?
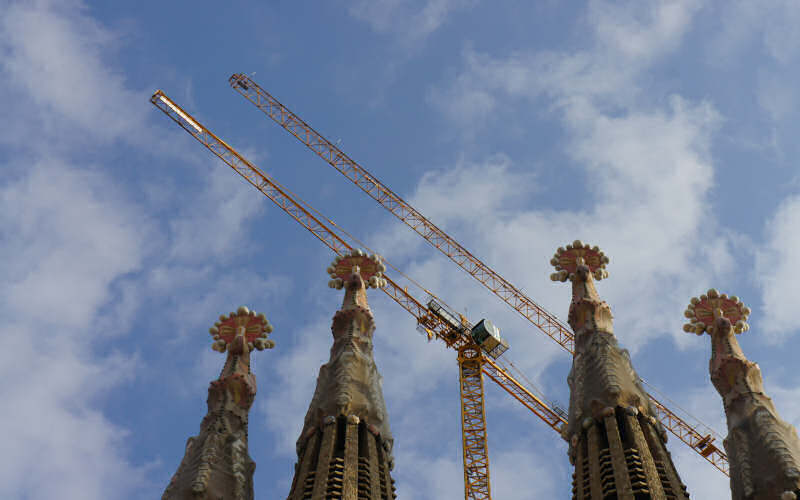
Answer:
712, 0, 800, 66
391, 4, 742, 491
766, 377, 800, 430
761, 1, 800, 64
429, 0, 702, 128
0, 160, 153, 500
490, 448, 567, 499
756, 68, 797, 122
0, 0, 148, 144
413, 154, 534, 221
348, 0, 475, 45
0, 162, 145, 328
394, 451, 463, 498
588, 0, 702, 61
259, 312, 333, 456
709, 0, 800, 125
421, 0, 735, 354
755, 195, 800, 339
246, 1, 743, 494
0, 3, 169, 495
0, 345, 153, 499
0, 2, 284, 498
166, 167, 266, 264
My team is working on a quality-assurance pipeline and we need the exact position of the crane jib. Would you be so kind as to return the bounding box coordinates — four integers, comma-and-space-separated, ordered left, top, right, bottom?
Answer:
227, 74, 730, 478
151, 90, 578, 499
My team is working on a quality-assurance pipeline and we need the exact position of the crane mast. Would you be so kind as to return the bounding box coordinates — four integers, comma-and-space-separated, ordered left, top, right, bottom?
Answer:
228, 73, 729, 476
459, 345, 490, 500
151, 90, 567, 499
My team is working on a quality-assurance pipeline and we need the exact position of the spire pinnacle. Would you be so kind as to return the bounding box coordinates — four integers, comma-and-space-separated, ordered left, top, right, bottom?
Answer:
683, 289, 751, 336
326, 248, 387, 290
686, 291, 800, 498
552, 243, 689, 497
209, 305, 275, 353
288, 254, 397, 499
549, 240, 609, 283
550, 241, 613, 335
162, 306, 275, 500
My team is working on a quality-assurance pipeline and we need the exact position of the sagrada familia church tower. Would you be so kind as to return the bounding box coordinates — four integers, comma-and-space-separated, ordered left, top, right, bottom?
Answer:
162, 250, 395, 500
286, 251, 396, 499
161, 305, 275, 499
160, 244, 800, 499
550, 243, 688, 499
683, 290, 800, 499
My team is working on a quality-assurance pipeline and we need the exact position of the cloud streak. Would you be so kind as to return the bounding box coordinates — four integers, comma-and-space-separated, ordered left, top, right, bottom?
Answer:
0, 159, 152, 500
348, 0, 475, 45
755, 195, 800, 339
0, 2, 281, 499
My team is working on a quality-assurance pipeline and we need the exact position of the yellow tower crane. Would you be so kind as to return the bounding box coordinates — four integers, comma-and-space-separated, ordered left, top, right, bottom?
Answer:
151, 90, 567, 500
226, 73, 729, 477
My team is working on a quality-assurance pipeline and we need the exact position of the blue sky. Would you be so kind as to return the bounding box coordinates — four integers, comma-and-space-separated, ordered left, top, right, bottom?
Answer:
2, 1, 799, 498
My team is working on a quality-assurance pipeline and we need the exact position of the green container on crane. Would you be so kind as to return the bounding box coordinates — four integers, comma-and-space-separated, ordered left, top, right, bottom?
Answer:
471, 319, 509, 359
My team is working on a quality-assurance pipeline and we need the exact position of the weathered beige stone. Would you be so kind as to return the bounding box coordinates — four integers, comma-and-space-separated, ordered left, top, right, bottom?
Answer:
163, 307, 273, 500
707, 314, 800, 499
554, 249, 689, 499
287, 256, 396, 500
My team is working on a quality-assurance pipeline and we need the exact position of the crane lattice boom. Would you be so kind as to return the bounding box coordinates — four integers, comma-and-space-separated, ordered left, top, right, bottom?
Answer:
227, 74, 729, 476
150, 87, 565, 427
151, 89, 572, 499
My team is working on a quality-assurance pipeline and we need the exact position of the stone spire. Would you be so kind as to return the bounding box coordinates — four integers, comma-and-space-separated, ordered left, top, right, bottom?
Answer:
162, 306, 275, 500
287, 249, 396, 500
684, 290, 800, 499
551, 241, 688, 500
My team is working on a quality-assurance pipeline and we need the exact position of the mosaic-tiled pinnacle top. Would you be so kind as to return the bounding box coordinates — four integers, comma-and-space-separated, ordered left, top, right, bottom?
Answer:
549, 240, 609, 283
549, 240, 613, 336
685, 291, 800, 499
326, 249, 388, 329
550, 242, 688, 498
209, 305, 275, 353
162, 306, 275, 500
292, 249, 396, 480
327, 248, 388, 290
683, 289, 751, 336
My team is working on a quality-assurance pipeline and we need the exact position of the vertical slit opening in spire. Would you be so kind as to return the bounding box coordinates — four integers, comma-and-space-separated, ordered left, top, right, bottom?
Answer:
335, 416, 347, 458
358, 422, 368, 459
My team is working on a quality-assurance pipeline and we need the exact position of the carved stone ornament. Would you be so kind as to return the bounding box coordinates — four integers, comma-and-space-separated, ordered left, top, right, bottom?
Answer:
162, 306, 274, 500
686, 291, 800, 499
287, 250, 396, 500
552, 242, 688, 499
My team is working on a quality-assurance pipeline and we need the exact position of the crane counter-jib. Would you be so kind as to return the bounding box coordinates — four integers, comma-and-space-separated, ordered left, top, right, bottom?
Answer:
149, 88, 567, 433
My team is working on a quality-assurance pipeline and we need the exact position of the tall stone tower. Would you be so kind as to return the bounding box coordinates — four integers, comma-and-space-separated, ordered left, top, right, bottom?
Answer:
287, 249, 396, 500
162, 306, 275, 500
684, 290, 800, 499
550, 241, 688, 500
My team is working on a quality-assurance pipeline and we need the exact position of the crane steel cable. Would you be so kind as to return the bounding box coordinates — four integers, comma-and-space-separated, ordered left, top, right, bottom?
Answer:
639, 377, 724, 442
